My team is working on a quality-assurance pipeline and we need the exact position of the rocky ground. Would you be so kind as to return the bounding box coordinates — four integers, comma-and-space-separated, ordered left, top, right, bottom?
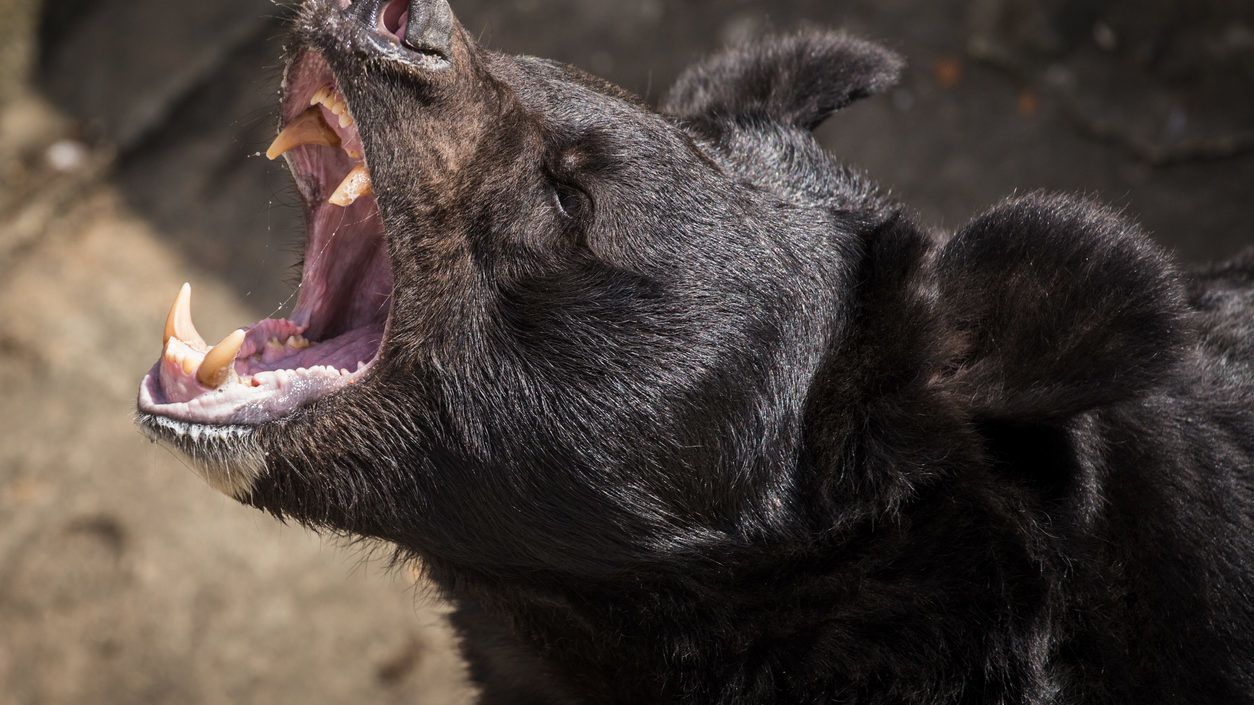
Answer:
1, 0, 1251, 703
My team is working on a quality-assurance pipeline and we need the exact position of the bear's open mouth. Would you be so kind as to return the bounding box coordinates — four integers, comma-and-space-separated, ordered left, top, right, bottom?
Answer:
138, 52, 393, 427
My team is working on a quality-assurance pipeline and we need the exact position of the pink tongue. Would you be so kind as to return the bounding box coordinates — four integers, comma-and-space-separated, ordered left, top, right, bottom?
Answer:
156, 316, 381, 406
239, 319, 306, 359
240, 326, 383, 376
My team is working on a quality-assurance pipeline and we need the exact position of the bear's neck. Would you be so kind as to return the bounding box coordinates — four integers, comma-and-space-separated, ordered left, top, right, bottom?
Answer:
430, 492, 1047, 705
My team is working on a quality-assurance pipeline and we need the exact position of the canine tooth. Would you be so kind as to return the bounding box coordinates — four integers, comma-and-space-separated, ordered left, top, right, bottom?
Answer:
197, 329, 246, 388
267, 108, 342, 160
328, 165, 373, 207
164, 283, 207, 350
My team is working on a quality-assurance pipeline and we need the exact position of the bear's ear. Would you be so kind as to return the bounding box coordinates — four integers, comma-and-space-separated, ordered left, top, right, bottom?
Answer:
662, 31, 903, 131
935, 193, 1188, 422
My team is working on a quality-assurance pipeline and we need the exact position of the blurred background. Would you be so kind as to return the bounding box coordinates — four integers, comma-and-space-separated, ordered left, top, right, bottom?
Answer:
0, 0, 1251, 703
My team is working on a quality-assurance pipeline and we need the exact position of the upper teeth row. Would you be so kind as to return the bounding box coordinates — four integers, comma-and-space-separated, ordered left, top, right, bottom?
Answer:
311, 86, 354, 128
266, 85, 374, 207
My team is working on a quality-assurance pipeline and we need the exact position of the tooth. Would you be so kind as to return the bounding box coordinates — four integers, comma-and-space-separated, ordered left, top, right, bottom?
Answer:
338, 112, 354, 128
267, 108, 342, 160
164, 283, 207, 350
329, 165, 373, 207
197, 329, 246, 388
162, 336, 205, 378
310, 86, 331, 107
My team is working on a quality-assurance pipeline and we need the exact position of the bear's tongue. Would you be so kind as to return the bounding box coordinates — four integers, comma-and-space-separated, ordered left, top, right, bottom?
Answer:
159, 85, 382, 393
155, 285, 380, 408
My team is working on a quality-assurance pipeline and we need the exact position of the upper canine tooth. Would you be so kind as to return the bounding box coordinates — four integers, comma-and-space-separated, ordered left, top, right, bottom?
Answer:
197, 329, 246, 388
329, 165, 373, 207
267, 108, 342, 160
164, 282, 207, 350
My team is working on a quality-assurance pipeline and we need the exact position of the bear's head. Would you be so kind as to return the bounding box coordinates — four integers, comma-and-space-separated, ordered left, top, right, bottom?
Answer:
138, 0, 1185, 580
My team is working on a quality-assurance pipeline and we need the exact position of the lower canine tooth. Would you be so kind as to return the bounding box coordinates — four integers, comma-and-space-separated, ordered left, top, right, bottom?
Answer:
197, 329, 247, 388
164, 283, 207, 350
329, 165, 373, 207
267, 108, 342, 160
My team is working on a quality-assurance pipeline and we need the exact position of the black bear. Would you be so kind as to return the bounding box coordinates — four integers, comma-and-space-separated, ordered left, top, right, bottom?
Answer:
137, 0, 1254, 702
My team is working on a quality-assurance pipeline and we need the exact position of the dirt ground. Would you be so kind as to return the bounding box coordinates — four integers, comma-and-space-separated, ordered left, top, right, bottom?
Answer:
1, 0, 1251, 703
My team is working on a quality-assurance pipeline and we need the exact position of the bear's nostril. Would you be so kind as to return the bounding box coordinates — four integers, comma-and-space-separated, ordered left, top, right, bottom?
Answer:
379, 0, 409, 43
349, 0, 454, 61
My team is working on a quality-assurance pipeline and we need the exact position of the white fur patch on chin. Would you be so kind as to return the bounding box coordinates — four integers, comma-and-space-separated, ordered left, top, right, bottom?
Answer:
140, 416, 265, 499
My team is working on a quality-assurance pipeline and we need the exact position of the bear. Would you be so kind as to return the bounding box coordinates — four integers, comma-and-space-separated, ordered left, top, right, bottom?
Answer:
136, 0, 1254, 702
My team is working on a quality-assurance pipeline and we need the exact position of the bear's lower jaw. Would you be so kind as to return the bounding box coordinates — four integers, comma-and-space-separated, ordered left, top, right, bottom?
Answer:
135, 414, 266, 499
136, 51, 394, 433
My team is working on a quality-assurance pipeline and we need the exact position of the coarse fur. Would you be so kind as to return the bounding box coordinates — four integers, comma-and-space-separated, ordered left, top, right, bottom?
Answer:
140, 1, 1254, 702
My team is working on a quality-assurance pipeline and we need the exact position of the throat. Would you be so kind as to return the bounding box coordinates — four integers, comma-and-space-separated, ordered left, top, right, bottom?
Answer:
440, 569, 812, 704
294, 197, 392, 342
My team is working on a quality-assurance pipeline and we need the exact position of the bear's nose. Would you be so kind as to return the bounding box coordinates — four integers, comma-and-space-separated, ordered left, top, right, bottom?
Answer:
348, 0, 454, 60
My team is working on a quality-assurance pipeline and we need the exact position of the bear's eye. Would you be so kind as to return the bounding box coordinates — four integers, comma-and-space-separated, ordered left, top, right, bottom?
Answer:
553, 183, 589, 220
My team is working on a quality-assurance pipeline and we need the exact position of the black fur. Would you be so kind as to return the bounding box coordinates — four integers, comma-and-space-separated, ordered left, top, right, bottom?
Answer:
161, 1, 1254, 702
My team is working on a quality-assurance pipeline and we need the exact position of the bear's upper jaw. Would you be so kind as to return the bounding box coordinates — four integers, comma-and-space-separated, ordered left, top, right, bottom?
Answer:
137, 52, 393, 429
